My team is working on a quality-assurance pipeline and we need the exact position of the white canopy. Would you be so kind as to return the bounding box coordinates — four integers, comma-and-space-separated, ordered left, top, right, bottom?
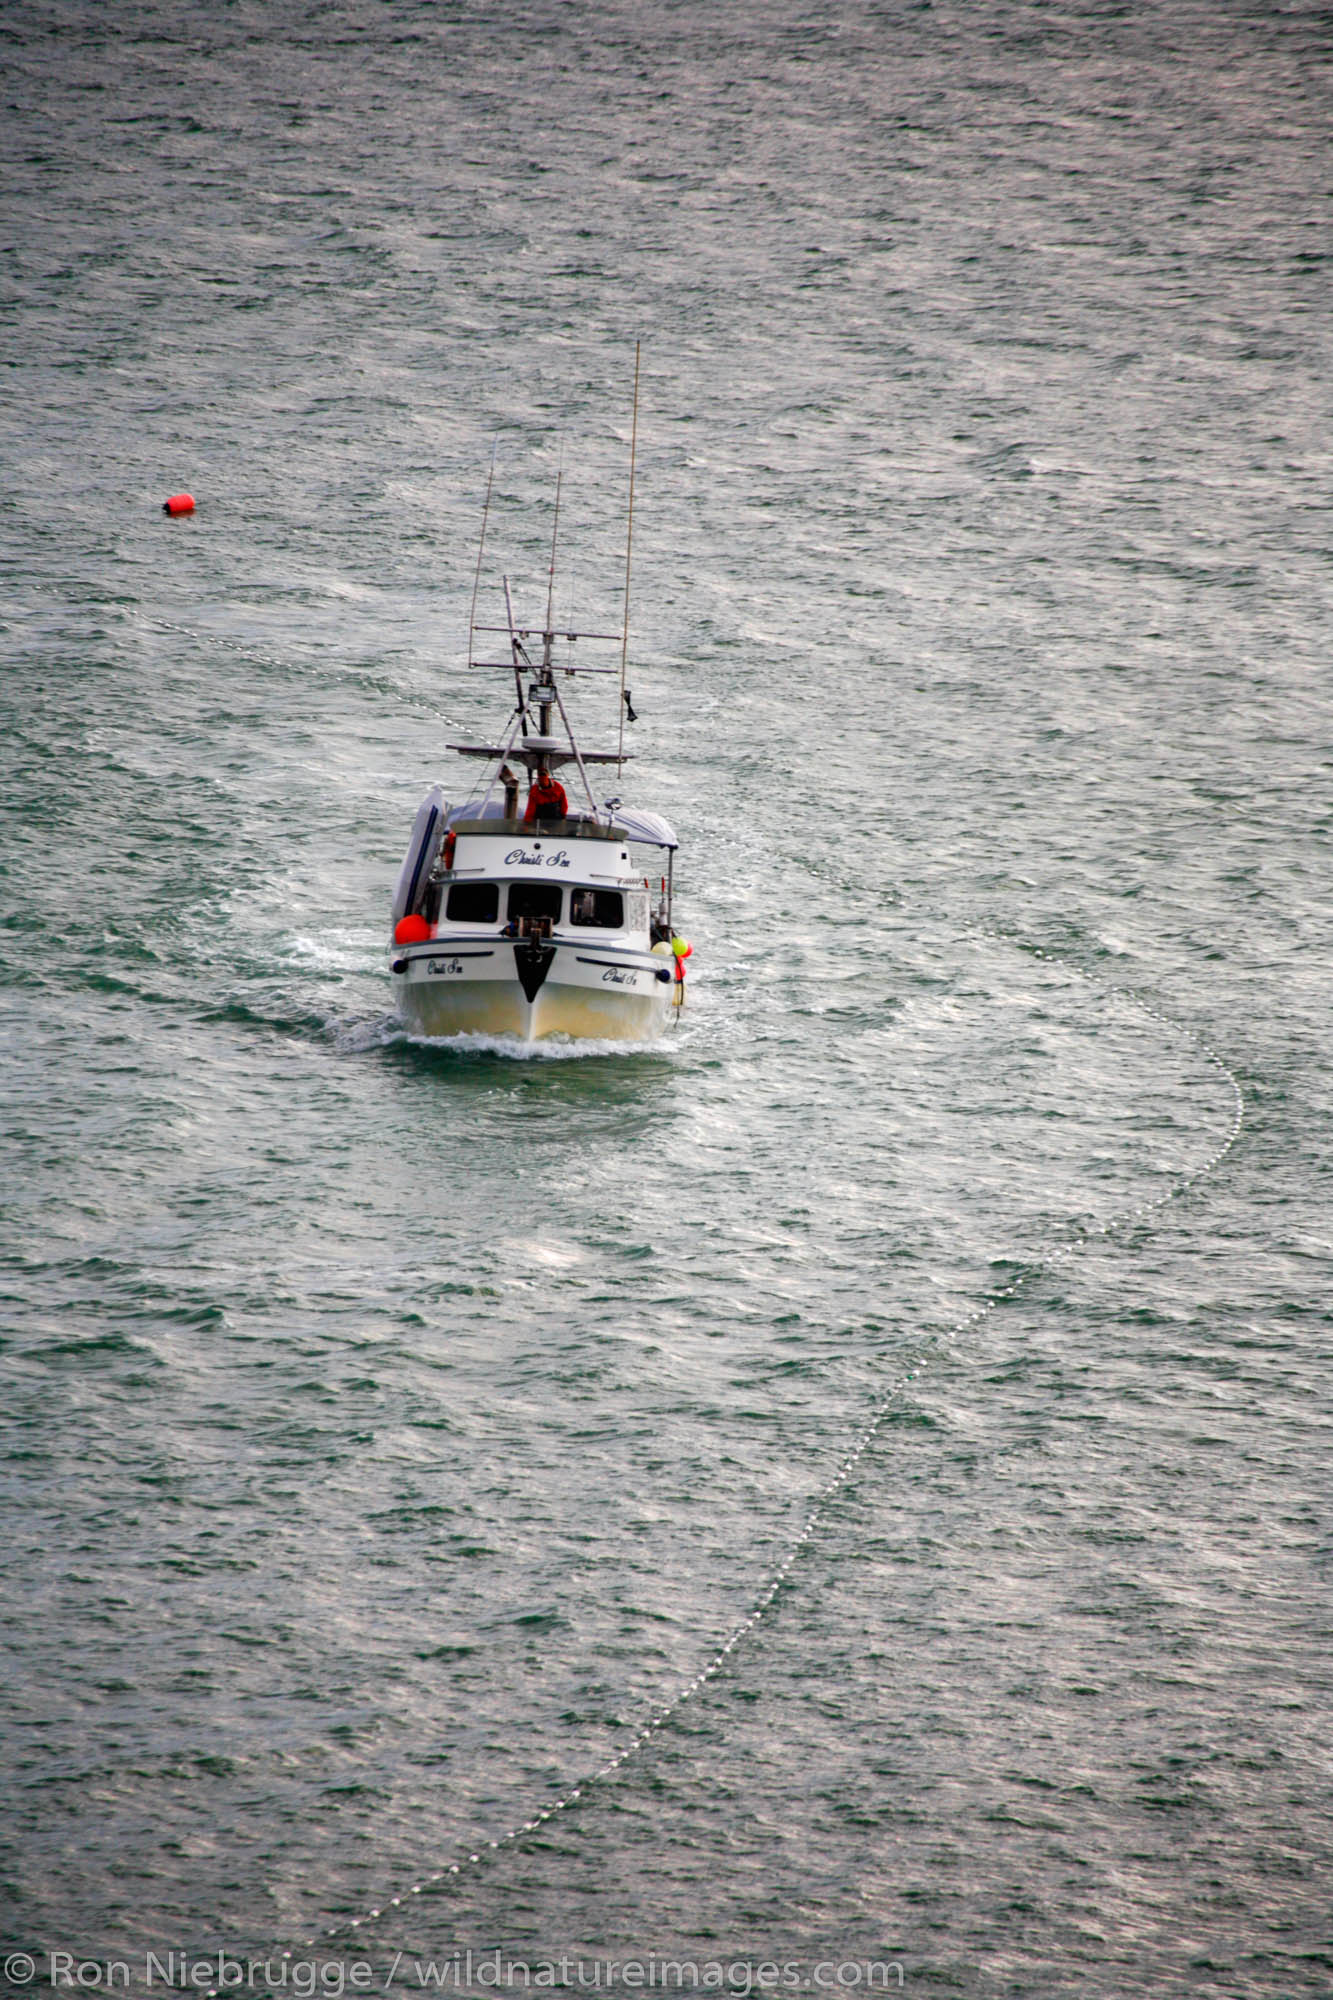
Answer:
609, 807, 678, 850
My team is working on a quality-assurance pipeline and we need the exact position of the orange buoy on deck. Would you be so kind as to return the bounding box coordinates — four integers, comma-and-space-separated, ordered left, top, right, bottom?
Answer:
163, 493, 196, 516
394, 914, 432, 945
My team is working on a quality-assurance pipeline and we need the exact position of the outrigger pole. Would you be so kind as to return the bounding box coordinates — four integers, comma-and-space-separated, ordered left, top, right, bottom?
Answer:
468, 441, 497, 670
617, 341, 641, 770
502, 576, 527, 716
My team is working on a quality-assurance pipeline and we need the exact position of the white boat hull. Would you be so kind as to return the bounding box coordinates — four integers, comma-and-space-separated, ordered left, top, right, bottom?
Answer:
391, 937, 675, 1042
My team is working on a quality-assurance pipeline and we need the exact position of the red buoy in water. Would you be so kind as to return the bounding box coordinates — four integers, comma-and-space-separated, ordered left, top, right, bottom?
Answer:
163, 492, 196, 516
395, 914, 432, 945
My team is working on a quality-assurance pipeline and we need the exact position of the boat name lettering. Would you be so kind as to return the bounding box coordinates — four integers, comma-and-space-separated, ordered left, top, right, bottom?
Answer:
602, 968, 636, 987
427, 958, 464, 977
503, 847, 571, 870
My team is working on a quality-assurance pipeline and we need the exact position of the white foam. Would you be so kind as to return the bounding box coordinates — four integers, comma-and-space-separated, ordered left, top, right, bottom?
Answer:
337, 1012, 680, 1061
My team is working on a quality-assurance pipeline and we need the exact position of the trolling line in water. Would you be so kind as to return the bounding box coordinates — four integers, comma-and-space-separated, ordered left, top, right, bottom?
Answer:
205, 924, 1245, 1994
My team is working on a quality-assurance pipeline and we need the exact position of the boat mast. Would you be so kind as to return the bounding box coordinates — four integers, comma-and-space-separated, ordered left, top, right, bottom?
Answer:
534, 458, 563, 733
524, 456, 600, 812
456, 405, 639, 818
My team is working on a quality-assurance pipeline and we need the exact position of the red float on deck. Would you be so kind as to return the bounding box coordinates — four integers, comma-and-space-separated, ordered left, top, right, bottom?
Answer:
163, 493, 196, 516
394, 914, 432, 945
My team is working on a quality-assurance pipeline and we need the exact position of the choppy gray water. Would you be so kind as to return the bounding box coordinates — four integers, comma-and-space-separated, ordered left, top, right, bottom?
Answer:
2, 4, 1331, 1995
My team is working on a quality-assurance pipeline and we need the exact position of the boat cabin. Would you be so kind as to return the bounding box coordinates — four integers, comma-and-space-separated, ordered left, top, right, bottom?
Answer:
420, 821, 653, 944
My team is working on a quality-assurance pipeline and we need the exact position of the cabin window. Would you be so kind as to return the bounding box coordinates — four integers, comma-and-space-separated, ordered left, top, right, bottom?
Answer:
507, 882, 564, 923
570, 888, 624, 929
446, 881, 499, 924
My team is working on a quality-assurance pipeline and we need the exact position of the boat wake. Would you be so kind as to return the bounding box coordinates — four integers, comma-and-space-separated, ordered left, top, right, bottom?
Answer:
336, 1010, 682, 1063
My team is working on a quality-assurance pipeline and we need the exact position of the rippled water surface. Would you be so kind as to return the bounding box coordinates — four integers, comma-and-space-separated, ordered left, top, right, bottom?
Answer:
2, 4, 1331, 1995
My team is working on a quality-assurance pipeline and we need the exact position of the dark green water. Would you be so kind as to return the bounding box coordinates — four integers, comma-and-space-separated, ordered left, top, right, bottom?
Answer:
2, 4, 1330, 1995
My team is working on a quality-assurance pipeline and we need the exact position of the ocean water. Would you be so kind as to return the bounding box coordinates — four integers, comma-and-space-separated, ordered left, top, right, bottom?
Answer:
2, 3, 1330, 1995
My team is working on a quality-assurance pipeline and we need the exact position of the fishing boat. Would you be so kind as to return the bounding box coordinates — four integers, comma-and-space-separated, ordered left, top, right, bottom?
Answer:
387, 422, 688, 1043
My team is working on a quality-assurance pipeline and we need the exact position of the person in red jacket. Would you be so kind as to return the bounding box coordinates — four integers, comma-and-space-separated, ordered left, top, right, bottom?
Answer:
523, 761, 568, 825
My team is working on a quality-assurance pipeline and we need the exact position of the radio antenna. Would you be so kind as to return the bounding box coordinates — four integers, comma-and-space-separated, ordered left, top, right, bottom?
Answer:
545, 446, 564, 651
617, 342, 641, 769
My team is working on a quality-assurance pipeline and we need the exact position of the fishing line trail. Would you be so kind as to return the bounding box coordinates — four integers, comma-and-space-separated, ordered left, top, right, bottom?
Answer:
205, 925, 1245, 1994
